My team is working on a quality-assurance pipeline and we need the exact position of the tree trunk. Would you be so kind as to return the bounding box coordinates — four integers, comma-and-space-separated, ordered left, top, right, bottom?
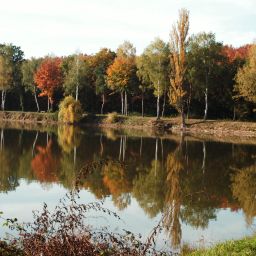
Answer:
203, 87, 208, 121
47, 97, 50, 112
233, 105, 236, 121
141, 91, 144, 117
20, 94, 24, 111
101, 94, 105, 115
124, 91, 128, 116
157, 80, 160, 119
161, 88, 166, 118
1, 90, 6, 111
34, 87, 40, 112
75, 84, 79, 101
121, 92, 124, 115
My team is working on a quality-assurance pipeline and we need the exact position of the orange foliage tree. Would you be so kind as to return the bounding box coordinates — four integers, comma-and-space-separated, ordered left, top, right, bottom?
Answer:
31, 140, 60, 183
34, 57, 63, 111
222, 44, 251, 63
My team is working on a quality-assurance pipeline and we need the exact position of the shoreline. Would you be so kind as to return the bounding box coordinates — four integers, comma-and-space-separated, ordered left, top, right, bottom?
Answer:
0, 111, 256, 139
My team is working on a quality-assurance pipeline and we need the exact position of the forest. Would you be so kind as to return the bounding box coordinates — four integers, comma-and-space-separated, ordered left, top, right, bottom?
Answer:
0, 9, 255, 122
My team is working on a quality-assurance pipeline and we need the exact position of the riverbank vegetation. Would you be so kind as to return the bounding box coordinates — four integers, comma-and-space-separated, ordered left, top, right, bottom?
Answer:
184, 236, 256, 255
0, 9, 255, 126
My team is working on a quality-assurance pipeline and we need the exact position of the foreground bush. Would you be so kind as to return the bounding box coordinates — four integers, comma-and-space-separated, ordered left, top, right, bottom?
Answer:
58, 96, 83, 124
104, 112, 119, 124
0, 162, 173, 256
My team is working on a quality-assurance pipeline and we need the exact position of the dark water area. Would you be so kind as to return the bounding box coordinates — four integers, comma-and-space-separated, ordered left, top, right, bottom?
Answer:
0, 126, 256, 250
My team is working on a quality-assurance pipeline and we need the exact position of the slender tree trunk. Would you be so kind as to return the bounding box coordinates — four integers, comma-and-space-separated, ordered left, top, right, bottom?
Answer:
161, 88, 166, 118
125, 91, 128, 116
233, 105, 236, 121
203, 87, 208, 121
141, 91, 144, 117
157, 80, 160, 119
140, 136, 143, 157
1, 90, 6, 111
20, 94, 24, 111
121, 92, 124, 115
34, 87, 40, 112
122, 135, 126, 161
101, 94, 105, 115
47, 97, 50, 112
75, 85, 79, 101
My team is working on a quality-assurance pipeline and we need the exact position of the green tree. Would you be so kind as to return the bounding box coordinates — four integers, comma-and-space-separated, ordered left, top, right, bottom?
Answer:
0, 44, 24, 110
62, 54, 90, 101
187, 32, 223, 120
169, 9, 190, 128
137, 38, 170, 118
90, 48, 116, 114
0, 55, 13, 110
21, 58, 42, 111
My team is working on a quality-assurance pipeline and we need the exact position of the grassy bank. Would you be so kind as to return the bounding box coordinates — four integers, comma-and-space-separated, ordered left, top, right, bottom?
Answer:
183, 236, 256, 256
0, 111, 58, 124
0, 111, 256, 138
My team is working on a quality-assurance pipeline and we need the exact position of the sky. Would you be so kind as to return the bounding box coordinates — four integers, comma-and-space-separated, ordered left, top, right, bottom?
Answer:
0, 0, 255, 58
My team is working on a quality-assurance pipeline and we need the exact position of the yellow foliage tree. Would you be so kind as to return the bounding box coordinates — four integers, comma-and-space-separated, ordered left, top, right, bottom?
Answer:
58, 96, 83, 124
169, 9, 190, 128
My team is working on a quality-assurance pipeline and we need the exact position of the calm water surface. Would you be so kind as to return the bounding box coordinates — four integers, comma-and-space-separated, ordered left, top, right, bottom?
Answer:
0, 126, 256, 250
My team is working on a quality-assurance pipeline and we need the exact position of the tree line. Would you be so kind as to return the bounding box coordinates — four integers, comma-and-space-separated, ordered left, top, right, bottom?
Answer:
0, 9, 255, 123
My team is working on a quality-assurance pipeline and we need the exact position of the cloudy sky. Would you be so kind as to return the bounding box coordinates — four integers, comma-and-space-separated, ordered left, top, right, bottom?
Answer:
0, 0, 255, 58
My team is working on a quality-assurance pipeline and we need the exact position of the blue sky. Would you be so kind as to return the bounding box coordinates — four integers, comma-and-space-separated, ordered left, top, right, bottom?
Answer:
0, 0, 255, 58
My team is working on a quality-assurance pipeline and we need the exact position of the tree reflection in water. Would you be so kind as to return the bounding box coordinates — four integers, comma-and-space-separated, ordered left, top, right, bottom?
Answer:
0, 127, 256, 249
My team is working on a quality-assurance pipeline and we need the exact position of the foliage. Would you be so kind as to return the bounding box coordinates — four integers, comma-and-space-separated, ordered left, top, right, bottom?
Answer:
104, 112, 119, 124
235, 44, 256, 104
0, 55, 13, 91
169, 9, 190, 126
34, 57, 63, 104
62, 54, 90, 99
58, 96, 83, 124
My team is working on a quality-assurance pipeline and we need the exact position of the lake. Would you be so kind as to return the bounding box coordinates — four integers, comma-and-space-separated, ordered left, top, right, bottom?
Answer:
0, 125, 256, 251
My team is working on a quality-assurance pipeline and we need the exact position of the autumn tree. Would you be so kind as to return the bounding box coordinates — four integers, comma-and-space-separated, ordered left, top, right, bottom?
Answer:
107, 41, 137, 115
234, 44, 256, 106
34, 57, 63, 111
169, 9, 190, 128
90, 48, 116, 114
21, 57, 42, 111
137, 38, 170, 118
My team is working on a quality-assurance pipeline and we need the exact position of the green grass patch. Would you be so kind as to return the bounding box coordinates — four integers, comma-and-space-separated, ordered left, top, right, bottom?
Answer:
185, 236, 256, 256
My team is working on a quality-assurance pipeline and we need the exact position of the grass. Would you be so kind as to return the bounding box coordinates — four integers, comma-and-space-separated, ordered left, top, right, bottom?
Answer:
184, 236, 256, 256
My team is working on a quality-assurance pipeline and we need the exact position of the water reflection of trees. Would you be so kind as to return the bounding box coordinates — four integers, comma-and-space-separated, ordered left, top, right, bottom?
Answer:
1, 128, 256, 248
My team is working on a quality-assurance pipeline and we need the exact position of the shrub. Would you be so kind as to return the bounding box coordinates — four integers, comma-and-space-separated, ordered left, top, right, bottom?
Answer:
105, 112, 118, 124
58, 96, 83, 124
